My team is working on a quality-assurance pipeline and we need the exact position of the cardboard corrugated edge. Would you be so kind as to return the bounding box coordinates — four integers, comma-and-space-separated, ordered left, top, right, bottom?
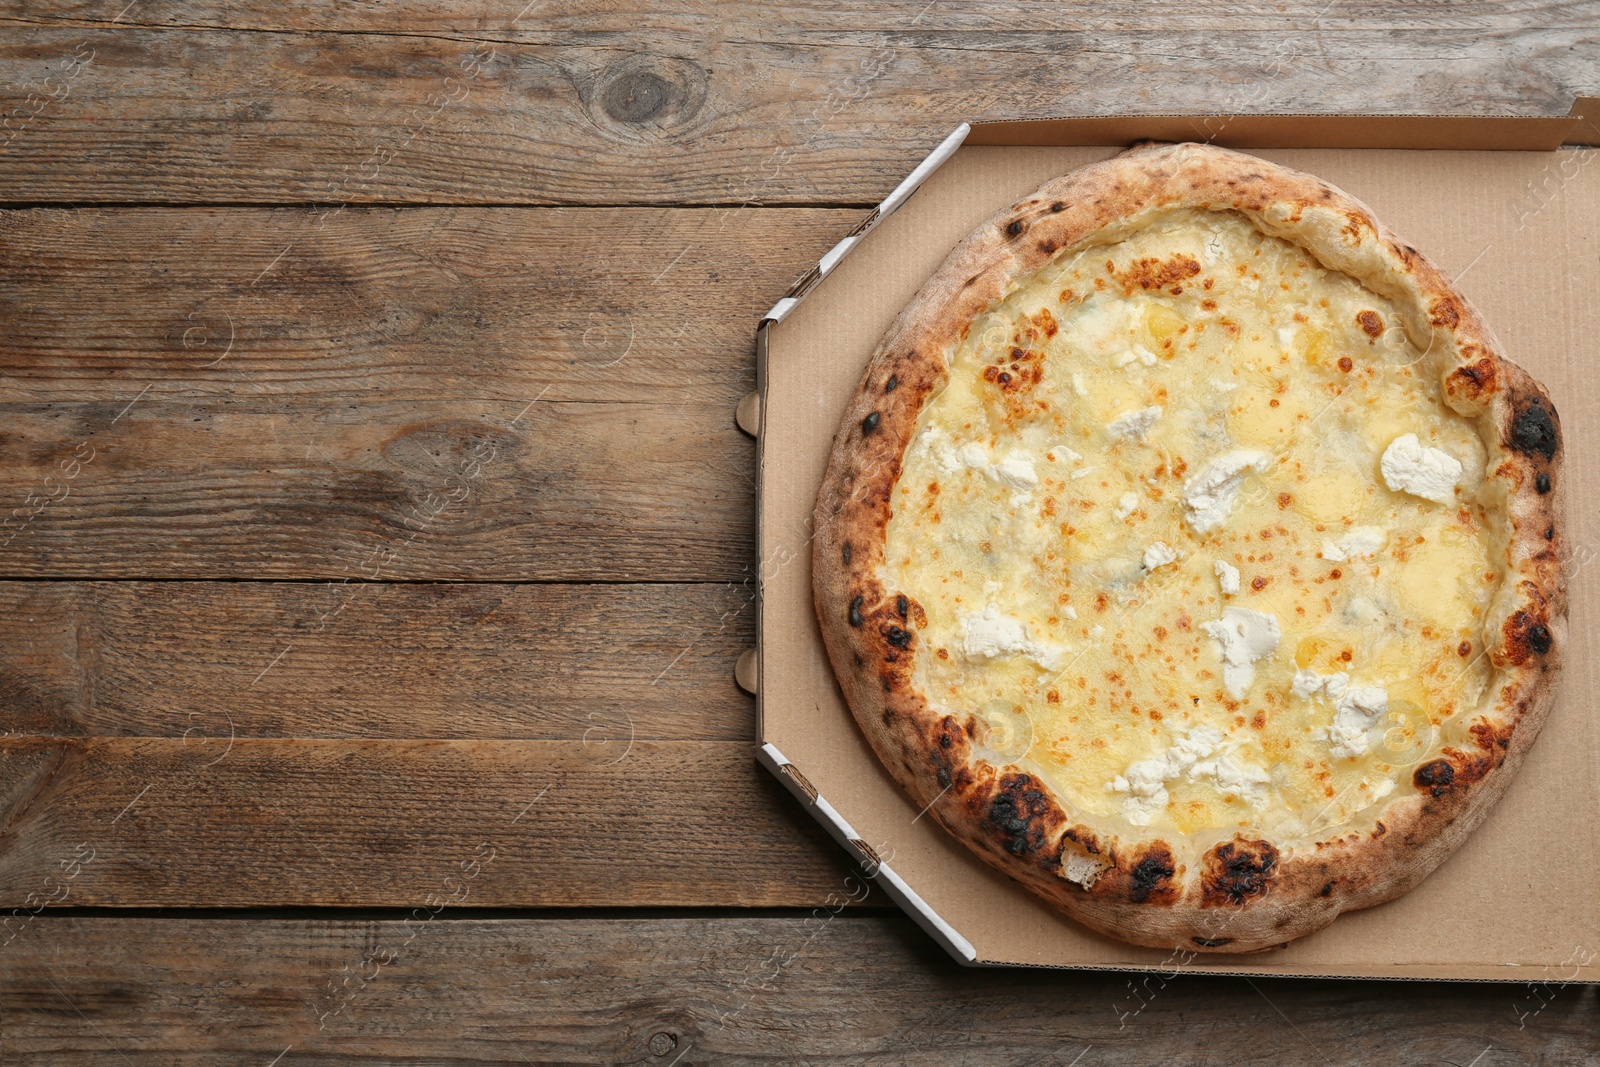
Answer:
762, 123, 974, 327
969, 97, 1600, 149
1568, 96, 1600, 146
968, 112, 1575, 150
745, 102, 1600, 978
755, 743, 979, 964
734, 127, 972, 473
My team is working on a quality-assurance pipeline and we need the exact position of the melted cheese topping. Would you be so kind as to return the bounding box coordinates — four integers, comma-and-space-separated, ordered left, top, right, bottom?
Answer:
885, 208, 1496, 839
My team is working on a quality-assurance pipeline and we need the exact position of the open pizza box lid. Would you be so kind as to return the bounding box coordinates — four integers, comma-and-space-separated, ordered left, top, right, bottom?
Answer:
744, 101, 1600, 980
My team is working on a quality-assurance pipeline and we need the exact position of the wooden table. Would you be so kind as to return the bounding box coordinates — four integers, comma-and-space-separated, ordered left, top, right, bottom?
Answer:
0, 2, 1596, 1062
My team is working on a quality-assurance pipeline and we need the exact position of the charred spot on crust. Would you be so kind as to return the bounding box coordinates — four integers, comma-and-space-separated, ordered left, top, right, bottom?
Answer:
1128, 848, 1176, 903
1318, 881, 1335, 897
884, 373, 898, 393
1469, 720, 1513, 752
1428, 297, 1461, 329
928, 716, 960, 751
1005, 219, 1026, 238
1414, 759, 1455, 797
1050, 201, 1065, 212
928, 715, 969, 792
841, 541, 852, 564
1202, 839, 1279, 906
1355, 309, 1383, 339
884, 624, 912, 650
896, 594, 909, 619
1444, 746, 1493, 788
1503, 607, 1553, 663
1509, 398, 1559, 460
1536, 472, 1551, 494
988, 773, 1054, 857
1524, 620, 1552, 655
860, 411, 881, 435
1193, 936, 1233, 947
1447, 358, 1497, 402
963, 272, 981, 289
1037, 238, 1057, 254
848, 595, 864, 627
1544, 524, 1555, 541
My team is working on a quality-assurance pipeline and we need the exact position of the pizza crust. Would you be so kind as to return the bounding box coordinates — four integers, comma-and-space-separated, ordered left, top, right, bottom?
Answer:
811, 142, 1565, 952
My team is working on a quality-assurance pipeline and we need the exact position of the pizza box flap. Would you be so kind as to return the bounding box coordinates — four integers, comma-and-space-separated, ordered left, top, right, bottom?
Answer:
964, 98, 1600, 151
753, 118, 1600, 981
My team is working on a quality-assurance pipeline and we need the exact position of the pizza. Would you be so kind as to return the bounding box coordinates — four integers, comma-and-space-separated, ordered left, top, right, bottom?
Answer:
811, 142, 1566, 952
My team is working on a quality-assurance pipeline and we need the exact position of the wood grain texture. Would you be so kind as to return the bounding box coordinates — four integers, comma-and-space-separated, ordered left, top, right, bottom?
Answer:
0, 580, 755, 740
0, 737, 864, 907
0, 206, 853, 405
1, 915, 1595, 1064
0, 205, 854, 579
0, 9, 1595, 204
0, 398, 756, 580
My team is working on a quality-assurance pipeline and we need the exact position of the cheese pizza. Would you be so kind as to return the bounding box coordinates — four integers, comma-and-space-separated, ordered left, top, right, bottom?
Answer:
812, 142, 1565, 952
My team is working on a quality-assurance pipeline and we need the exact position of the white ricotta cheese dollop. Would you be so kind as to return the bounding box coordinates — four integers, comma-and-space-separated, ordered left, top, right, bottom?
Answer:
958, 442, 989, 469
1183, 449, 1269, 533
936, 439, 1041, 495
992, 450, 1040, 490
1107, 405, 1163, 442
959, 606, 1065, 671
914, 425, 963, 475
1143, 541, 1180, 571
1327, 686, 1389, 759
961, 606, 1030, 660
1112, 343, 1159, 368
1294, 670, 1390, 759
1201, 607, 1281, 697
1113, 491, 1139, 521
1214, 560, 1241, 596
1380, 433, 1461, 506
1320, 526, 1386, 562
1291, 668, 1349, 702
1107, 724, 1273, 825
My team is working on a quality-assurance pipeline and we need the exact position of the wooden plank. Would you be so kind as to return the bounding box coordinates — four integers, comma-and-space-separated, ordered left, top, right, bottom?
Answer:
14, 0, 1600, 36
0, 398, 755, 580
0, 205, 853, 579
0, 206, 856, 406
1, 915, 1595, 1063
0, 19, 1594, 204
0, 581, 754, 740
0, 737, 864, 907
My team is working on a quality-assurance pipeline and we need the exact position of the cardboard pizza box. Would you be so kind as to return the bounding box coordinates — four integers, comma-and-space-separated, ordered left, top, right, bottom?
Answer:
740, 100, 1600, 981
